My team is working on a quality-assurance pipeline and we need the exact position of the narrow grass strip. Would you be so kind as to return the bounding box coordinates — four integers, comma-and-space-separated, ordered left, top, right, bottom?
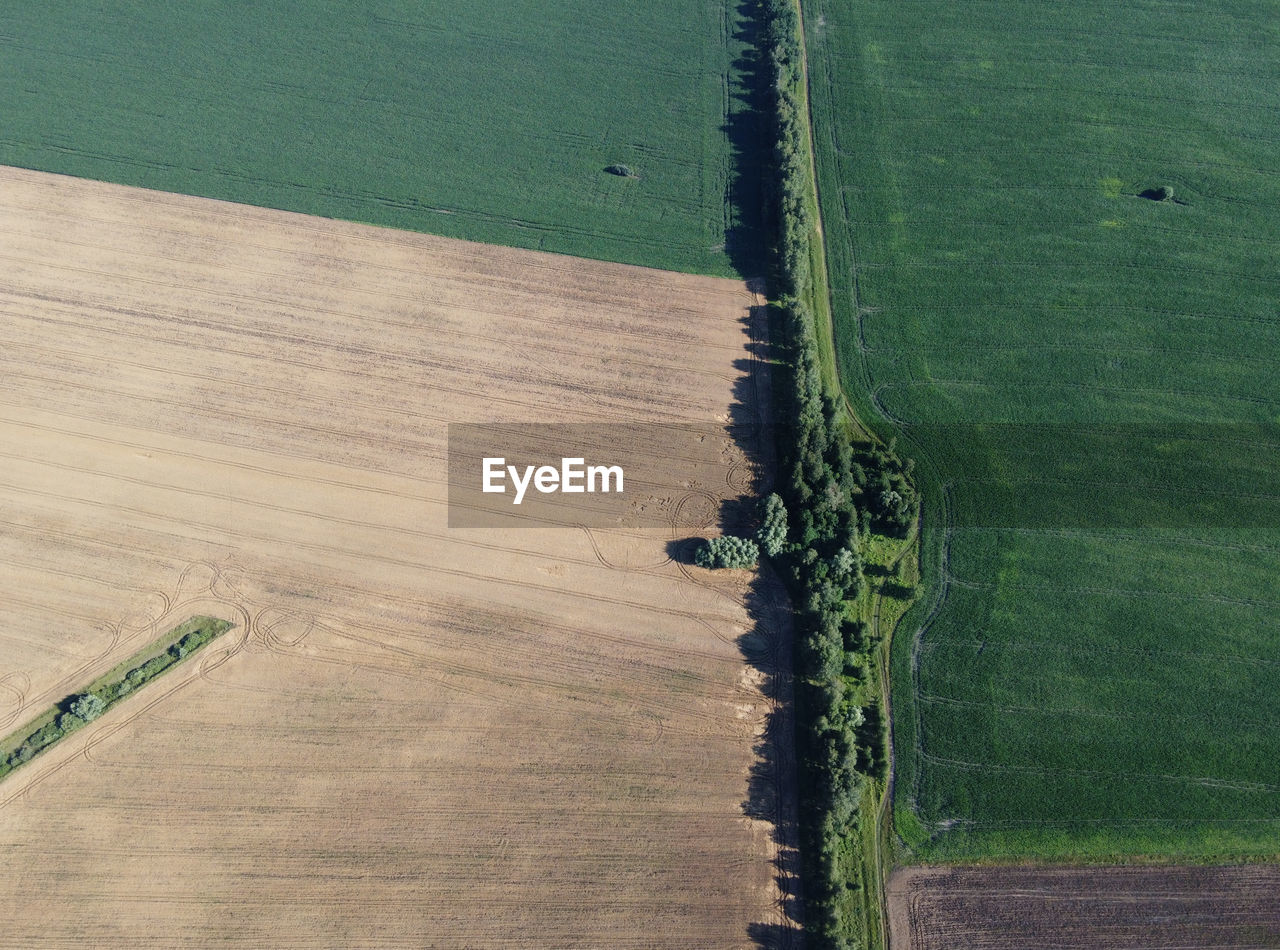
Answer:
0, 615, 233, 780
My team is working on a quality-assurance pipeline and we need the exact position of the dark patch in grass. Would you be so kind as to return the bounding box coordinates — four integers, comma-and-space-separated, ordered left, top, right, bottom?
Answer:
1136, 185, 1187, 204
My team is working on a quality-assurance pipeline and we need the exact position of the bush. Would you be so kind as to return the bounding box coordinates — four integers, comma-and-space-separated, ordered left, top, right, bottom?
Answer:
30, 722, 63, 750
605, 163, 633, 177
695, 535, 760, 569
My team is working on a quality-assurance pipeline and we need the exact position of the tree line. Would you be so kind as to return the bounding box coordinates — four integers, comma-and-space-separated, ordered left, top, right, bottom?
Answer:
758, 0, 918, 945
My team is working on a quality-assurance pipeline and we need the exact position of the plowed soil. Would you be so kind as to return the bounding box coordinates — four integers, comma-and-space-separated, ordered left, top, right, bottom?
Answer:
889, 865, 1280, 949
0, 166, 799, 948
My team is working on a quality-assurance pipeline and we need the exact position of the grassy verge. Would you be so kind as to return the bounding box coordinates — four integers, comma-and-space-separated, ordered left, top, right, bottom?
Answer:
0, 615, 234, 780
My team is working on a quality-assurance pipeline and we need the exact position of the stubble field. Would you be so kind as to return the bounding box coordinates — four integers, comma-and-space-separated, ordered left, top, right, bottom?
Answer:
0, 166, 798, 948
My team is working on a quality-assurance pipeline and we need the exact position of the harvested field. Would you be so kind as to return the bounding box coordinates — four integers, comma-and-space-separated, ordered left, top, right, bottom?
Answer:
888, 865, 1280, 950
0, 166, 799, 948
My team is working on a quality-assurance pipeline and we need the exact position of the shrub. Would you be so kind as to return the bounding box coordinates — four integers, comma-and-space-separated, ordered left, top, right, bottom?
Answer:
695, 535, 760, 569
605, 163, 633, 177
30, 722, 62, 749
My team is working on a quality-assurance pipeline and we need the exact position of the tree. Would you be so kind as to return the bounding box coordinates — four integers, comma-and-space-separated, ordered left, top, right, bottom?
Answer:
695, 535, 759, 569
755, 493, 789, 557
70, 692, 105, 723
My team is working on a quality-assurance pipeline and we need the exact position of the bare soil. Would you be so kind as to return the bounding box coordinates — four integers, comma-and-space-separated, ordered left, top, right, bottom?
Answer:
888, 864, 1280, 949
0, 166, 799, 948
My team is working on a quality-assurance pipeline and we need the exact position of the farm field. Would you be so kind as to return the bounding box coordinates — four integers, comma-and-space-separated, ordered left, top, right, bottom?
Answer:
0, 166, 799, 947
887, 865, 1280, 949
801, 0, 1280, 859
0, 0, 764, 277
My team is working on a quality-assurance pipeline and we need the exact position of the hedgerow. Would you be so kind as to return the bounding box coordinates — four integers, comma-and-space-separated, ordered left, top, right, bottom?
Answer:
0, 617, 231, 780
756, 0, 918, 945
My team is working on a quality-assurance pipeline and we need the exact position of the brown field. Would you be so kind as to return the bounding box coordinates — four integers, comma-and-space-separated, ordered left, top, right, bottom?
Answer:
889, 865, 1280, 950
0, 166, 800, 948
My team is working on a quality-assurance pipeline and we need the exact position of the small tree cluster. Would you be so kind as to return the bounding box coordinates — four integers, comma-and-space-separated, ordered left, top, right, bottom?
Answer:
854, 440, 917, 537
755, 493, 789, 557
694, 535, 759, 569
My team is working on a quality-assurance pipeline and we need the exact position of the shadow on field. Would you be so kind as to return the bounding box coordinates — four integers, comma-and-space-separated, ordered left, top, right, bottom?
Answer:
749, 922, 805, 950
721, 0, 772, 281
707, 305, 806, 946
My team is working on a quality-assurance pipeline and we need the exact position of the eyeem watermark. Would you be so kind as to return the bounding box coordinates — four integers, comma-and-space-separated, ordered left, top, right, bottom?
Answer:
482, 457, 624, 505
448, 422, 771, 528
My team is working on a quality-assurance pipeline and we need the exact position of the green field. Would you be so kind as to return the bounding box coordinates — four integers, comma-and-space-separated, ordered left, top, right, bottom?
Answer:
0, 0, 764, 276
801, 0, 1280, 860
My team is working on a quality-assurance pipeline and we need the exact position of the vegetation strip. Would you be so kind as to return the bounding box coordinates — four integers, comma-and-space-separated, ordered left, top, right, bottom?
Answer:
0, 616, 233, 781
750, 1, 920, 945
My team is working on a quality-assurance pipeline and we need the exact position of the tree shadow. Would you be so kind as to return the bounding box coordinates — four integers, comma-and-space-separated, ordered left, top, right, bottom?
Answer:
666, 537, 702, 564
721, 0, 772, 281
749, 922, 805, 950
680, 0, 803, 936
713, 303, 806, 945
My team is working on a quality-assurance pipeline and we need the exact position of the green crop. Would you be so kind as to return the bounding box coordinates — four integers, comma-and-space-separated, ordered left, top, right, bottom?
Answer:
0, 0, 766, 277
803, 0, 1280, 860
